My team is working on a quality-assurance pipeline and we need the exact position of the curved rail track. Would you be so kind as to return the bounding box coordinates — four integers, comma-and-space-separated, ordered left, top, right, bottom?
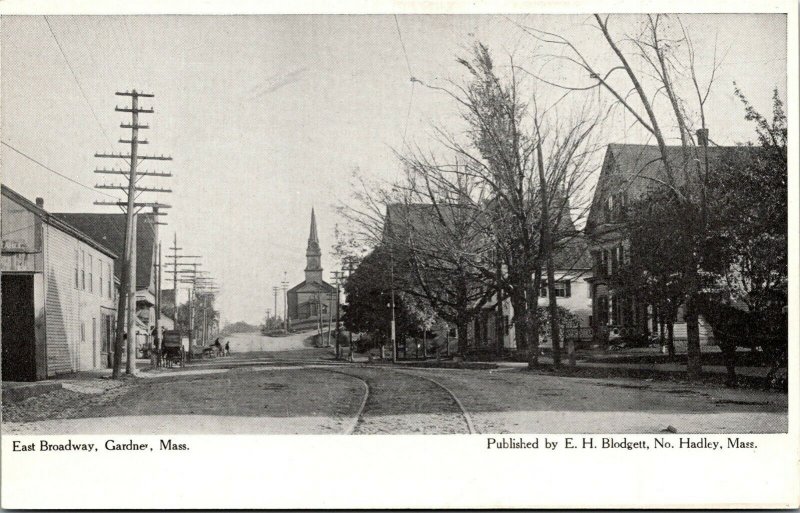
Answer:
183, 354, 477, 434
318, 365, 476, 435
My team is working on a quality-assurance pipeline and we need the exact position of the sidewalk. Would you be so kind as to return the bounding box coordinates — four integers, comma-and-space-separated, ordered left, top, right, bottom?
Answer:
2, 359, 151, 403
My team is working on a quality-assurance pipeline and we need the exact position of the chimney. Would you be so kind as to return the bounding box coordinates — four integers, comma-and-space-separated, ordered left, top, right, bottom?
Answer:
696, 128, 709, 147
35, 197, 44, 208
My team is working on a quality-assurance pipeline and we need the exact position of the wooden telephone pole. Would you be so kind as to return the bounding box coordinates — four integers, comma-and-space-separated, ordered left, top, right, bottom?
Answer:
165, 233, 201, 350
331, 270, 342, 359
95, 90, 171, 378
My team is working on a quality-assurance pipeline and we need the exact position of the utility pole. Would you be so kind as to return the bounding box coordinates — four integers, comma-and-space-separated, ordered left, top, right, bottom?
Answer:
189, 262, 198, 348
165, 232, 201, 347
272, 286, 279, 322
94, 90, 171, 378
390, 251, 397, 364
345, 261, 355, 362
281, 272, 289, 333
154, 240, 161, 351
331, 270, 342, 359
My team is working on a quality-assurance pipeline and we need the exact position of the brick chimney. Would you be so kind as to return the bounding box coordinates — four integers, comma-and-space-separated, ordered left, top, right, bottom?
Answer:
696, 128, 709, 147
35, 197, 44, 208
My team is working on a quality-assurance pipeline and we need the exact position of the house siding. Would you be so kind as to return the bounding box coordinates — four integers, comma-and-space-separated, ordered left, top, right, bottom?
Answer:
43, 224, 116, 376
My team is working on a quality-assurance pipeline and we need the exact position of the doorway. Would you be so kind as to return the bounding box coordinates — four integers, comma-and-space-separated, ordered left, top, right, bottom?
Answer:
2, 274, 37, 381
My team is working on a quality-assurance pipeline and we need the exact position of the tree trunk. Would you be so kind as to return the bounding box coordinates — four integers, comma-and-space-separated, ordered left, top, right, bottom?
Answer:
510, 292, 528, 354
685, 295, 703, 381
720, 339, 737, 388
495, 294, 505, 357
545, 260, 561, 368
456, 319, 469, 357
527, 282, 540, 368
666, 321, 675, 360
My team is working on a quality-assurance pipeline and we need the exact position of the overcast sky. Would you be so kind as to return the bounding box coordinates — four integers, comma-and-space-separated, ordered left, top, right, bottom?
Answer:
1, 14, 787, 324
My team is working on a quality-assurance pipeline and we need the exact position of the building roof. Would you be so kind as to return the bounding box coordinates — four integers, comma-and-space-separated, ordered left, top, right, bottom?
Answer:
288, 279, 336, 294
384, 202, 488, 247
1, 185, 118, 259
52, 212, 157, 290
585, 143, 755, 233
161, 288, 176, 309
385, 202, 591, 271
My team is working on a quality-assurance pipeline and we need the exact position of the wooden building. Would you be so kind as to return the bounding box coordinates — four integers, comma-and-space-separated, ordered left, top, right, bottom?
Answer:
1, 186, 118, 381
287, 209, 338, 332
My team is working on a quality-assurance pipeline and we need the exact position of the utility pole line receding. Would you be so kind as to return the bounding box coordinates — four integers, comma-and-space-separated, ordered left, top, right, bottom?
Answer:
281, 272, 289, 333
95, 89, 171, 379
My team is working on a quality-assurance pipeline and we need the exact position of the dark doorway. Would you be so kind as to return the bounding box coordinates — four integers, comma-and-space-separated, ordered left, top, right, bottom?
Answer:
2, 274, 37, 381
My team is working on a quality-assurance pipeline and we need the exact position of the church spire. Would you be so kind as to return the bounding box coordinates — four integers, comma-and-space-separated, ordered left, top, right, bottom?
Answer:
305, 208, 323, 282
309, 207, 319, 245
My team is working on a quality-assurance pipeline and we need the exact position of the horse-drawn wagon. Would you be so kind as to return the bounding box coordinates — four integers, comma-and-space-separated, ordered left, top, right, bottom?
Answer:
161, 330, 185, 367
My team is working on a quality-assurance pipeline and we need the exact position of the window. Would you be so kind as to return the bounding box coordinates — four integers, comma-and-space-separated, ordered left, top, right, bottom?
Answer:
108, 263, 112, 298
102, 315, 111, 353
74, 249, 79, 289
89, 255, 93, 293
99, 260, 103, 297
611, 247, 619, 275
80, 322, 85, 342
540, 281, 572, 298
81, 250, 86, 290
604, 195, 614, 222
554, 281, 571, 297
601, 249, 611, 277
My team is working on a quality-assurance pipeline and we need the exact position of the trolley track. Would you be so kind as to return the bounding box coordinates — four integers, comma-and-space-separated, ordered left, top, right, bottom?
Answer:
319, 365, 476, 435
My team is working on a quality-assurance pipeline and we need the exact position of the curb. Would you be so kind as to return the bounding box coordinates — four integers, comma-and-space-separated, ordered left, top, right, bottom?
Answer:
2, 382, 63, 403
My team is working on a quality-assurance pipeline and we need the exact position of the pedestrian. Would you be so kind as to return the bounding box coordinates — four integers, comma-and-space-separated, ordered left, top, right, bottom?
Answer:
224, 341, 230, 356
214, 338, 223, 357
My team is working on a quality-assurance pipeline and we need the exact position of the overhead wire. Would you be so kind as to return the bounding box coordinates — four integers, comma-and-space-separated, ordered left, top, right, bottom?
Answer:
393, 14, 416, 152
43, 16, 115, 150
2, 140, 120, 200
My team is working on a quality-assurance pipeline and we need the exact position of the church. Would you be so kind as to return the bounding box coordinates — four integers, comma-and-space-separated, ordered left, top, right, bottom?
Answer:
286, 209, 338, 332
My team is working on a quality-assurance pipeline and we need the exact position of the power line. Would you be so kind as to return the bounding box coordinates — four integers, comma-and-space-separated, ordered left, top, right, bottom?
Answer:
1, 140, 119, 199
402, 82, 416, 149
393, 15, 413, 78
43, 16, 115, 150
393, 15, 417, 151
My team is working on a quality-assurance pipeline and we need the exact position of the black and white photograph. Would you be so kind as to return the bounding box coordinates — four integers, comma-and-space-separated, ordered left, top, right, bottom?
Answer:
0, 2, 796, 509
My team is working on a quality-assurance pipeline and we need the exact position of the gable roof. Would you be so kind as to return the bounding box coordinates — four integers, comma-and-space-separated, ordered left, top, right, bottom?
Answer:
585, 143, 755, 233
385, 202, 592, 271
52, 212, 157, 290
552, 234, 592, 270
1, 185, 117, 259
161, 288, 176, 309
288, 279, 336, 294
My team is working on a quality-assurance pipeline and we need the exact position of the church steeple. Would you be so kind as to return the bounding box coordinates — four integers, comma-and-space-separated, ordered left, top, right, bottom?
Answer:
305, 208, 323, 282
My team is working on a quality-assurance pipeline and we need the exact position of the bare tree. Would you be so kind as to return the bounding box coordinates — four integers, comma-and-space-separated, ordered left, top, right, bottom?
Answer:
406, 43, 601, 367
519, 14, 723, 379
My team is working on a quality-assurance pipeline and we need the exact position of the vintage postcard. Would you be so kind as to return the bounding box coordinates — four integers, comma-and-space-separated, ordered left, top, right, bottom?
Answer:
0, 0, 797, 509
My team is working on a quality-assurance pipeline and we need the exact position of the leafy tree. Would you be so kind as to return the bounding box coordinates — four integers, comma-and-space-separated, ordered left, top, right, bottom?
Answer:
220, 321, 261, 336
403, 43, 599, 366
697, 88, 788, 387
341, 245, 428, 354
522, 14, 726, 379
